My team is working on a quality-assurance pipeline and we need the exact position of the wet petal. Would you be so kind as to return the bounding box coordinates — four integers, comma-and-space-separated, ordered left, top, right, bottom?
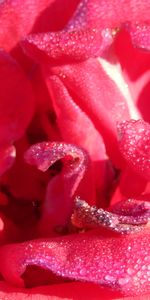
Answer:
118, 119, 150, 180
0, 281, 122, 300
66, 0, 150, 29
0, 0, 79, 51
0, 230, 150, 296
0, 50, 35, 146
125, 23, 150, 51
25, 142, 88, 230
72, 198, 150, 234
46, 74, 112, 206
49, 60, 130, 167
21, 0, 150, 68
22, 26, 113, 63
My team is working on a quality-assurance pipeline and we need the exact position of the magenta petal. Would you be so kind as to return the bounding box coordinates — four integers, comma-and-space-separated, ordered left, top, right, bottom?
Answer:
0, 50, 35, 146
0, 230, 150, 296
66, 0, 150, 29
21, 0, 150, 64
72, 198, 150, 234
125, 23, 150, 51
118, 119, 150, 180
0, 281, 123, 299
46, 74, 111, 205
25, 142, 88, 230
50, 59, 130, 167
0, 145, 16, 176
22, 28, 112, 63
0, 0, 79, 51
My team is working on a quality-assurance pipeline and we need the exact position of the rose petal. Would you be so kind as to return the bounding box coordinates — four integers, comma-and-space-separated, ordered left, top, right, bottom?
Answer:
66, 0, 150, 29
46, 74, 113, 206
0, 230, 150, 296
0, 281, 122, 300
125, 23, 150, 51
21, 0, 150, 64
0, 50, 35, 147
25, 142, 88, 230
0, 0, 79, 51
114, 28, 150, 122
66, 0, 150, 53
72, 198, 150, 234
118, 119, 150, 180
49, 59, 130, 167
0, 145, 16, 176
22, 27, 113, 63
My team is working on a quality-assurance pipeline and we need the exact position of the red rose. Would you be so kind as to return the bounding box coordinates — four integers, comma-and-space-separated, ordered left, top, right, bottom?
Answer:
0, 0, 150, 299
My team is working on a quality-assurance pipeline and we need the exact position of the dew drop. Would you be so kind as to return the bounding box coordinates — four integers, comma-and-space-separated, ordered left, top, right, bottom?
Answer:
79, 268, 87, 276
118, 276, 130, 286
127, 268, 135, 275
104, 275, 116, 283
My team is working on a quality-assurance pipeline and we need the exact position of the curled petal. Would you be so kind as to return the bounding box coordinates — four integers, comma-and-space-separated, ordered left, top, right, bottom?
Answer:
21, 0, 150, 64
25, 142, 88, 230
66, 0, 150, 52
22, 28, 113, 63
0, 0, 79, 51
0, 231, 150, 296
49, 60, 130, 167
72, 198, 150, 234
118, 119, 150, 180
24, 141, 88, 181
47, 74, 112, 206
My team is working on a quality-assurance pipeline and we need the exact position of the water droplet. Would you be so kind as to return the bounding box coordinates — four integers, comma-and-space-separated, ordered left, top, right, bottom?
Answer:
137, 271, 142, 277
118, 276, 130, 285
127, 268, 135, 275
79, 268, 87, 276
104, 275, 116, 283
147, 271, 150, 276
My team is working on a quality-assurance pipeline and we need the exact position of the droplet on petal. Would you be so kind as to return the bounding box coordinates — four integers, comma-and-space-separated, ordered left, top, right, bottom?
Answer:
124, 23, 150, 51
118, 119, 150, 180
22, 28, 112, 64
0, 230, 150, 296
72, 198, 150, 234
24, 142, 88, 231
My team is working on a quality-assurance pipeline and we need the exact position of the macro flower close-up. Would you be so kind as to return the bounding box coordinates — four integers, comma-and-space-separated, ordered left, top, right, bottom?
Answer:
0, 0, 150, 299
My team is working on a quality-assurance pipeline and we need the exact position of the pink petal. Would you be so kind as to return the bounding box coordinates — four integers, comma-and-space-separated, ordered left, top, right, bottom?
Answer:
25, 142, 88, 231
0, 281, 122, 299
66, 0, 150, 29
0, 145, 16, 176
0, 0, 79, 51
0, 213, 20, 245
49, 60, 130, 167
0, 230, 150, 297
22, 27, 113, 63
66, 0, 150, 52
118, 119, 150, 180
21, 0, 150, 65
46, 74, 113, 206
72, 198, 150, 234
0, 50, 35, 146
125, 23, 150, 51
119, 167, 147, 198
114, 28, 150, 123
